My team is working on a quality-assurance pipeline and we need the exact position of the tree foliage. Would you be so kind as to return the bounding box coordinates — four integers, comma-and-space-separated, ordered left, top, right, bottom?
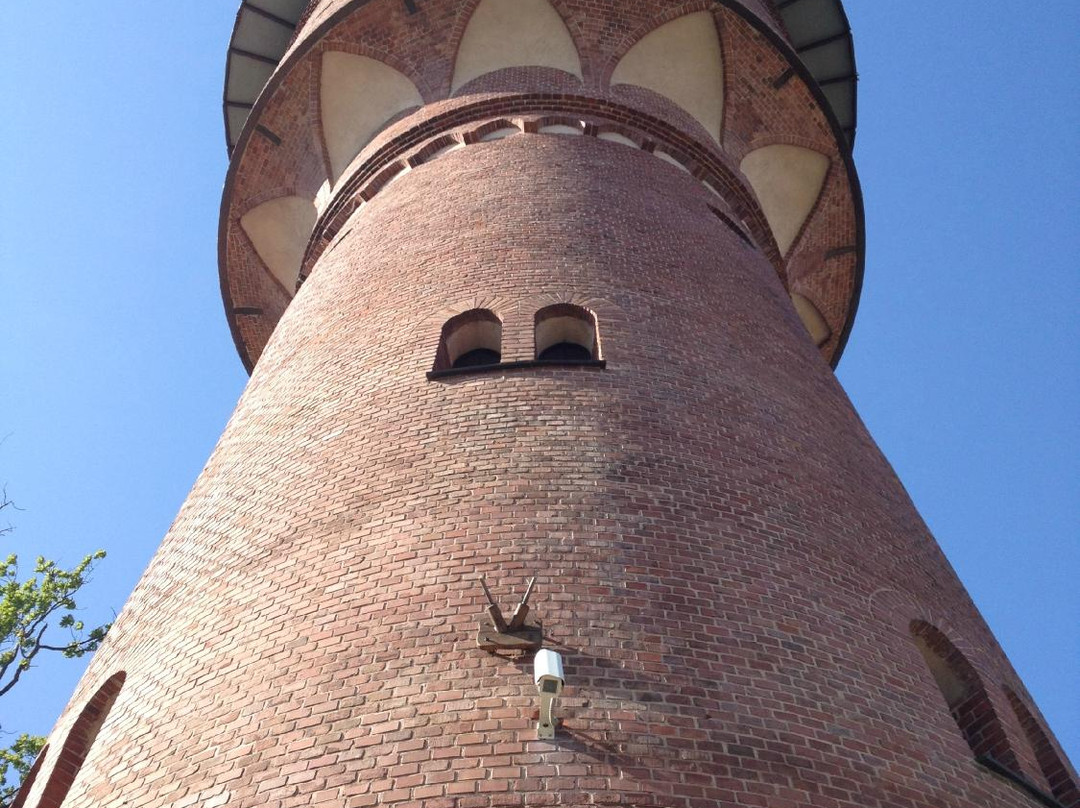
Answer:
0, 551, 109, 698
0, 734, 44, 806
0, 489, 109, 805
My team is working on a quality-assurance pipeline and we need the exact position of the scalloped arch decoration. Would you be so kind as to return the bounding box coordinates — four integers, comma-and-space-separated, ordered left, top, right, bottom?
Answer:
240, 196, 318, 293
740, 144, 829, 256
451, 0, 583, 92
321, 52, 424, 182
610, 12, 724, 142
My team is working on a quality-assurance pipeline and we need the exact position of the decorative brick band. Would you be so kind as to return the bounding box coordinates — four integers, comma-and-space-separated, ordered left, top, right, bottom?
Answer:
298, 95, 786, 285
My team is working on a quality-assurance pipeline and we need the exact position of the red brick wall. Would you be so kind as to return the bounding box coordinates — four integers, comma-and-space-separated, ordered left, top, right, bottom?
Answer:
28, 136, 1075, 807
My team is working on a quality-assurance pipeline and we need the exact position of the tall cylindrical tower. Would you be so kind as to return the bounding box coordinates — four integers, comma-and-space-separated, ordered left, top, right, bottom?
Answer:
22, 2, 1076, 808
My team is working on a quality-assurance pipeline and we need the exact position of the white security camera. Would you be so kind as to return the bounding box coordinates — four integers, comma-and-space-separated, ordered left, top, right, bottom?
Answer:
533, 649, 565, 739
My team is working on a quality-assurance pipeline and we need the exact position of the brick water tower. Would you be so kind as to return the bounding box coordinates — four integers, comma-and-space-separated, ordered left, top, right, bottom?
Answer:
19, 1, 1078, 807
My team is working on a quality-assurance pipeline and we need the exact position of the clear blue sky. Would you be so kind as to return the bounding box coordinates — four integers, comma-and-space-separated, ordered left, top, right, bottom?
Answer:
1, 0, 1077, 769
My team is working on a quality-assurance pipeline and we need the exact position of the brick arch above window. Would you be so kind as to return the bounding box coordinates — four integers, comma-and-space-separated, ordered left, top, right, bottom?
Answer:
434, 308, 503, 372
9, 744, 48, 808
534, 303, 600, 362
35, 672, 126, 808
1005, 687, 1080, 807
909, 621, 1019, 769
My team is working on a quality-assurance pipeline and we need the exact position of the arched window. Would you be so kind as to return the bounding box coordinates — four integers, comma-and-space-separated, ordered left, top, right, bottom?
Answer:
1005, 688, 1080, 807
534, 304, 599, 362
8, 744, 48, 808
435, 309, 502, 371
35, 672, 126, 808
909, 622, 1018, 768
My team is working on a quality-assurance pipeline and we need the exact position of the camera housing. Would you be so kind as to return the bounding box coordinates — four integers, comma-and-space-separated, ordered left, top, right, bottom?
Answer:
533, 649, 565, 738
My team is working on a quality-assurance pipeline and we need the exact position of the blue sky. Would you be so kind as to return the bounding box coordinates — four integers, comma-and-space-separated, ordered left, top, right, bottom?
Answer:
1, 0, 1077, 771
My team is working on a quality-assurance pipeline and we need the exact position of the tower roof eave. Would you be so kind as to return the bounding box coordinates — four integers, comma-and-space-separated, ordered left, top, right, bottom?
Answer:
774, 0, 858, 145
223, 0, 309, 154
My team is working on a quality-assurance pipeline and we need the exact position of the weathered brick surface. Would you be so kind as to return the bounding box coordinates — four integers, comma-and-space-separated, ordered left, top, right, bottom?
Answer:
27, 2, 1076, 807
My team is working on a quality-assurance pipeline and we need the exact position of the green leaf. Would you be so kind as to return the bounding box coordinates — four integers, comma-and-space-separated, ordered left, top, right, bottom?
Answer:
0, 734, 45, 804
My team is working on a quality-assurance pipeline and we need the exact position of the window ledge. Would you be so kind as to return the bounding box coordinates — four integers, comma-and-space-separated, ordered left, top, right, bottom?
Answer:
427, 358, 606, 380
977, 756, 1065, 808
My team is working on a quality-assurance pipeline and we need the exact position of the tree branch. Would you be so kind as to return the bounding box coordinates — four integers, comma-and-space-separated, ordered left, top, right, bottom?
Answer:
0, 623, 48, 699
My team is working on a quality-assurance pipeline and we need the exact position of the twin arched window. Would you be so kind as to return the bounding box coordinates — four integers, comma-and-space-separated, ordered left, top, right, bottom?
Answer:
433, 304, 600, 374
910, 622, 1079, 806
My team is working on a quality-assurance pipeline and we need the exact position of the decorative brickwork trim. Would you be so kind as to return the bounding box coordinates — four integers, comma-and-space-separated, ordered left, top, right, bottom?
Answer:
407, 134, 464, 167
1006, 688, 1080, 807
300, 98, 784, 283
911, 622, 1019, 770
708, 204, 756, 248
8, 744, 48, 808
35, 672, 125, 808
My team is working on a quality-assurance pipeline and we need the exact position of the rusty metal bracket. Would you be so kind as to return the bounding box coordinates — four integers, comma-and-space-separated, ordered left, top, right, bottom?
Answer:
476, 576, 543, 653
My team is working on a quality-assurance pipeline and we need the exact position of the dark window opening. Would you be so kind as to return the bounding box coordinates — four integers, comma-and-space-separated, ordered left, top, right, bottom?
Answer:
538, 341, 593, 362
453, 347, 501, 368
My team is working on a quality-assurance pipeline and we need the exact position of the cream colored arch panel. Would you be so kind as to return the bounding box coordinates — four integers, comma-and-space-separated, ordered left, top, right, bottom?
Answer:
740, 145, 830, 255
451, 0, 583, 92
610, 12, 724, 142
240, 196, 318, 293
791, 293, 832, 347
321, 52, 424, 182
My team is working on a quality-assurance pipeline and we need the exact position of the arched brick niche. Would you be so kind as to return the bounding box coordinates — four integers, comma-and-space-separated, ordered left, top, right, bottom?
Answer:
8, 744, 48, 808
434, 308, 503, 371
534, 303, 600, 361
1005, 687, 1080, 807
33, 672, 126, 808
909, 622, 1018, 769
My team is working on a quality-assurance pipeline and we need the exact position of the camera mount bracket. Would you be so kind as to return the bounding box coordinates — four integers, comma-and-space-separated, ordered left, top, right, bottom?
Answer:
476, 575, 543, 652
